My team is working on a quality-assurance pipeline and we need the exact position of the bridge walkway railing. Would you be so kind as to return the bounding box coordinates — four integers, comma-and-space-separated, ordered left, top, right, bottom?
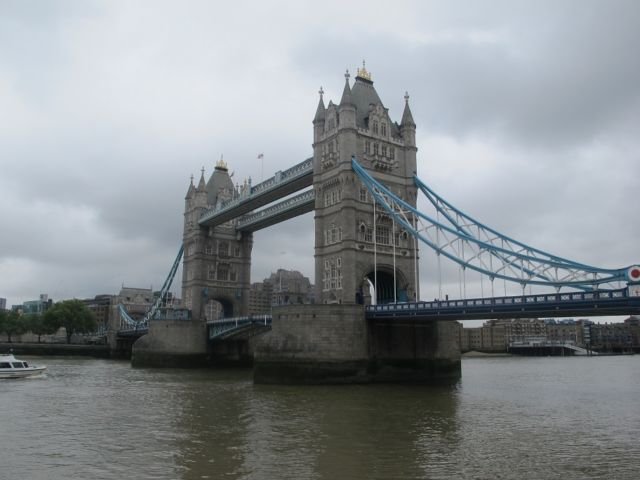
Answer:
366, 288, 640, 320
207, 315, 272, 339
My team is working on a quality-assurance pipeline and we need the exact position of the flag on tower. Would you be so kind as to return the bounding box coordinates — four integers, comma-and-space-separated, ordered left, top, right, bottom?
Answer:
257, 153, 264, 159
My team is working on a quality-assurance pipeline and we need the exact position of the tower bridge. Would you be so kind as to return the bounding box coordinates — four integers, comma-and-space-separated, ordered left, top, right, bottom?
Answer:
127, 64, 640, 382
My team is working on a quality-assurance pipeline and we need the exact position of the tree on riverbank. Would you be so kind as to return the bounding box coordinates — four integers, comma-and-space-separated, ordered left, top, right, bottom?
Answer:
44, 300, 97, 343
24, 314, 58, 343
0, 310, 26, 343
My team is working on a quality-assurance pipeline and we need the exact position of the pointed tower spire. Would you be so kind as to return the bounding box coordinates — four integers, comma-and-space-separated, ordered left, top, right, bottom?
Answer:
197, 166, 207, 191
185, 174, 196, 199
401, 91, 416, 127
339, 69, 353, 107
313, 86, 326, 123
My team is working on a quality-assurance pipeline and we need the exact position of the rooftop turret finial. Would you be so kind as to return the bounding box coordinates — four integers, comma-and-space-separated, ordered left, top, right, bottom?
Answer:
319, 86, 324, 99
404, 91, 410, 103
345, 69, 350, 81
201, 166, 205, 176
356, 60, 372, 81
216, 154, 228, 170
190, 174, 194, 184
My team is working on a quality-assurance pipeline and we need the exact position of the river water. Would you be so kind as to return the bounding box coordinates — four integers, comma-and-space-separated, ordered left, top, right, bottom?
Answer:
1, 355, 638, 480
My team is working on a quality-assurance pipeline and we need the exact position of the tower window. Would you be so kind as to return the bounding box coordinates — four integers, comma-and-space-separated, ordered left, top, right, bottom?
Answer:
376, 226, 390, 245
373, 121, 379, 135
381, 123, 387, 136
217, 266, 229, 281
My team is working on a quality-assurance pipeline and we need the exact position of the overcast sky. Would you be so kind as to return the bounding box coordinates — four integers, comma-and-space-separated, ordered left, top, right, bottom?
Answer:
1, 1, 639, 321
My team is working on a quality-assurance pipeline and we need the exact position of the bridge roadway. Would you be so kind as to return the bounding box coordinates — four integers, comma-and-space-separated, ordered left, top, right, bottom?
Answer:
366, 288, 640, 321
119, 287, 640, 339
199, 158, 313, 228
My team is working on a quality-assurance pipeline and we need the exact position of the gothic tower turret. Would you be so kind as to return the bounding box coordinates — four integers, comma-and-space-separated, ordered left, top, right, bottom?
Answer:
313, 87, 326, 143
313, 63, 419, 305
182, 159, 253, 321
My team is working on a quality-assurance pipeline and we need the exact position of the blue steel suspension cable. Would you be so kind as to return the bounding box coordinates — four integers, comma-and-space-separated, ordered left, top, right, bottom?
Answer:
351, 157, 629, 289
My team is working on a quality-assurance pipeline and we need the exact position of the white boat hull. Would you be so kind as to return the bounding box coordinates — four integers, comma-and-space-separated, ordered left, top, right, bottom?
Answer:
0, 366, 47, 379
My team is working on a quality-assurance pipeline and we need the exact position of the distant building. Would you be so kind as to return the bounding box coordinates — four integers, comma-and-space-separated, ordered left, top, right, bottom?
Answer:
248, 281, 273, 316
588, 321, 635, 352
267, 269, 314, 306
247, 269, 314, 315
116, 286, 154, 320
81, 295, 115, 332
0, 297, 6, 311
21, 294, 52, 315
460, 316, 639, 353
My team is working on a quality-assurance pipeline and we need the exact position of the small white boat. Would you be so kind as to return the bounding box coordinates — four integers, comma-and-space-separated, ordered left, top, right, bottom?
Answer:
0, 353, 47, 379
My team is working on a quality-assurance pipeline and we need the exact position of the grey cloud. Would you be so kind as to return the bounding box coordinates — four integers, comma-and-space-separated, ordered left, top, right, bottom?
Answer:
295, 1, 640, 149
2, 0, 639, 311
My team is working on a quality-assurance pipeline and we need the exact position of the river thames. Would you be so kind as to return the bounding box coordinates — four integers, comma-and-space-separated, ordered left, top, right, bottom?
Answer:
1, 355, 638, 480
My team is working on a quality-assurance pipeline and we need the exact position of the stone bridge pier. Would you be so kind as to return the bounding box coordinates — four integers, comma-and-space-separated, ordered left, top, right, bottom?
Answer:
253, 304, 460, 384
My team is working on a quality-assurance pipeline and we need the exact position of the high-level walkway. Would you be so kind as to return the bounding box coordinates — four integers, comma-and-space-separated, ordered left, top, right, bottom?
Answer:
199, 158, 313, 228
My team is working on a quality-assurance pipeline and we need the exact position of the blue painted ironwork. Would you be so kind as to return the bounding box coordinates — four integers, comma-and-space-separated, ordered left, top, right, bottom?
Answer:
207, 315, 272, 339
352, 157, 636, 290
366, 287, 640, 321
117, 324, 148, 337
117, 245, 184, 332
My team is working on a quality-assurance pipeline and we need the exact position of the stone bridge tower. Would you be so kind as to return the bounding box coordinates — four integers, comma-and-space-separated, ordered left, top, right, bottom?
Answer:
182, 160, 253, 321
313, 64, 419, 305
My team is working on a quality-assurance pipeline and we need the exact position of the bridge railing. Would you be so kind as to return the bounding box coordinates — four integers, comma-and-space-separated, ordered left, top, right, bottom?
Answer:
509, 338, 576, 347
207, 315, 272, 339
366, 288, 629, 314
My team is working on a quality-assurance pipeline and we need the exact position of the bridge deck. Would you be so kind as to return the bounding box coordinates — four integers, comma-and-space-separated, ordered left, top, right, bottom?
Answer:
207, 315, 272, 339
366, 289, 640, 321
